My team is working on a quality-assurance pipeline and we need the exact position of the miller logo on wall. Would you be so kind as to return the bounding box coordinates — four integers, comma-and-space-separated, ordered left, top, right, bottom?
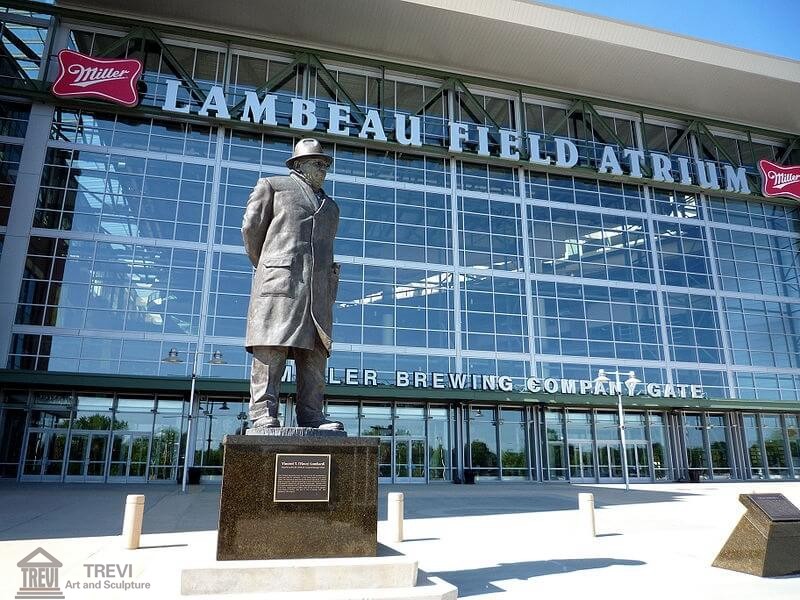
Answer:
758, 159, 800, 201
51, 49, 143, 107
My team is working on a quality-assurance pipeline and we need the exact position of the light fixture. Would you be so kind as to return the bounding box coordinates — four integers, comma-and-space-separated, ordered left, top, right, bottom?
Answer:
209, 350, 227, 365
595, 368, 639, 492
625, 371, 641, 388
162, 348, 183, 363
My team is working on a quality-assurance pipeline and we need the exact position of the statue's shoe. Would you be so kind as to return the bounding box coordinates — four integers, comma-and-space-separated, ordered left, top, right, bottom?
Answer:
252, 416, 280, 428
299, 419, 344, 430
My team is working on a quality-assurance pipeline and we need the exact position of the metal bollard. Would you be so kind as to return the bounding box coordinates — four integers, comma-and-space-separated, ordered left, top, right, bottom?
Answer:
578, 492, 596, 537
122, 494, 145, 549
387, 492, 404, 542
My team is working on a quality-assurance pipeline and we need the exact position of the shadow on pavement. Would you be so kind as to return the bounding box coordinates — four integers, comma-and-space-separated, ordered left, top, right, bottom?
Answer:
430, 558, 646, 596
377, 482, 699, 520
0, 480, 698, 541
0, 482, 221, 541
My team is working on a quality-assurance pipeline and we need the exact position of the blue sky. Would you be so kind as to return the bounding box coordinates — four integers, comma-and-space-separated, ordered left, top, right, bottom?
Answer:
538, 1, 800, 61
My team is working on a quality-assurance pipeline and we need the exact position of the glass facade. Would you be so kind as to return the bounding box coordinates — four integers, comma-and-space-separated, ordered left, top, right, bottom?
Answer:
0, 7, 798, 484
4, 389, 187, 482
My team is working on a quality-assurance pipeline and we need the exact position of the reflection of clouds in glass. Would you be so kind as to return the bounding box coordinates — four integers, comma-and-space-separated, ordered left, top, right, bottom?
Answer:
341, 271, 451, 307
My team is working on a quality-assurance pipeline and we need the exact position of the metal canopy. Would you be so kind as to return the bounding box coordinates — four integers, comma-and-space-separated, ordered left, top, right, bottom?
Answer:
57, 0, 800, 135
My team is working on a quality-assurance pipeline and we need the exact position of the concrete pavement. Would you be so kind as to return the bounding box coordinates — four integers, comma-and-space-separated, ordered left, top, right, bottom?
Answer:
1, 480, 799, 599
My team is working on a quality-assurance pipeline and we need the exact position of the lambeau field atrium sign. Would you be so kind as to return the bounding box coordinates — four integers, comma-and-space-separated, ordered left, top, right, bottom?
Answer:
162, 79, 751, 194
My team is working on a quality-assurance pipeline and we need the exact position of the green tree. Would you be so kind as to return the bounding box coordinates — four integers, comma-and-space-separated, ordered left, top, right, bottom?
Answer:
470, 441, 498, 468
72, 414, 128, 430
150, 426, 180, 480
764, 435, 787, 469
501, 450, 526, 468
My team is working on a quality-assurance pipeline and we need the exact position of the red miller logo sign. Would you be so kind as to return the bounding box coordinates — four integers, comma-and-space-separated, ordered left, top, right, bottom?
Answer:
52, 49, 143, 107
759, 159, 800, 201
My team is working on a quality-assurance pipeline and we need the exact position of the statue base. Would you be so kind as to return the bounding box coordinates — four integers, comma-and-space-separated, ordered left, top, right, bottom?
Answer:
246, 426, 346, 437
181, 555, 458, 599
217, 435, 378, 561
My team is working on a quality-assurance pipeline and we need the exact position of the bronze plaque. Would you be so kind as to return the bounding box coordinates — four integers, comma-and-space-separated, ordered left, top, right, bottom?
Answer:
273, 453, 331, 502
747, 493, 800, 522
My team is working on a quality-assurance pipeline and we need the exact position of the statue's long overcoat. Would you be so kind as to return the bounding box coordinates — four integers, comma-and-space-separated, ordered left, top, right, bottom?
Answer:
241, 173, 339, 356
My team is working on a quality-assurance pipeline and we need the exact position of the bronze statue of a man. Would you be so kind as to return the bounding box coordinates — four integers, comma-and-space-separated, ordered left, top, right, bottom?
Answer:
241, 138, 342, 430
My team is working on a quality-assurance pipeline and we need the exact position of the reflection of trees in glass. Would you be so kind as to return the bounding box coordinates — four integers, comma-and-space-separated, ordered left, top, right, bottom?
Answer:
128, 436, 150, 477
548, 443, 564, 469
49, 435, 66, 459
362, 425, 392, 436
203, 446, 223, 467
749, 443, 763, 466
709, 441, 729, 468
150, 426, 179, 480
652, 443, 664, 469
765, 435, 787, 468
131, 437, 149, 462
72, 414, 127, 430
546, 427, 561, 441
429, 441, 447, 480
687, 447, 705, 469
470, 441, 498, 468
501, 450, 526, 468
378, 441, 391, 464
378, 440, 392, 478
430, 444, 445, 469
44, 434, 67, 475
396, 442, 408, 465
789, 427, 800, 467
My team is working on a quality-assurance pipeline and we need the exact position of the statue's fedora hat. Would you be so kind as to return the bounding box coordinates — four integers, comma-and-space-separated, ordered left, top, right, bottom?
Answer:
285, 138, 333, 169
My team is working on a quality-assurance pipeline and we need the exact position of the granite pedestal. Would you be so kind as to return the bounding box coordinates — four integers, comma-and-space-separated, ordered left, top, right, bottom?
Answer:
713, 493, 800, 577
217, 434, 378, 561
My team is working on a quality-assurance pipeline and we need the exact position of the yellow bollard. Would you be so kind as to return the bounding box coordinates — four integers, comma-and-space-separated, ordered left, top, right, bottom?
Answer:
122, 494, 145, 549
578, 492, 596, 537
388, 492, 404, 542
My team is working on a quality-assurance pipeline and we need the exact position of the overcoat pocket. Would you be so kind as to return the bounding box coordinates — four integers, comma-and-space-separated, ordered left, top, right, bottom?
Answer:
259, 254, 294, 296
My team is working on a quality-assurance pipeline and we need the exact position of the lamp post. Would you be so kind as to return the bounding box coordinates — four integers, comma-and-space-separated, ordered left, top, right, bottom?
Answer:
162, 348, 226, 493
204, 400, 228, 455
594, 369, 641, 491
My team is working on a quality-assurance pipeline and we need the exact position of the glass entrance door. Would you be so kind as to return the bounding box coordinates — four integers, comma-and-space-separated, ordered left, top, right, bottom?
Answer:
566, 411, 593, 482
378, 437, 392, 483
623, 414, 651, 481
394, 437, 426, 483
595, 412, 621, 482
108, 432, 151, 482
568, 441, 595, 481
65, 431, 109, 482
21, 429, 67, 481
627, 443, 651, 480
427, 407, 450, 481
597, 442, 623, 480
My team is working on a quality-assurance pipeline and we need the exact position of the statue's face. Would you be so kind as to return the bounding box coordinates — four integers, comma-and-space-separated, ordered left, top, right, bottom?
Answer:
295, 158, 329, 189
